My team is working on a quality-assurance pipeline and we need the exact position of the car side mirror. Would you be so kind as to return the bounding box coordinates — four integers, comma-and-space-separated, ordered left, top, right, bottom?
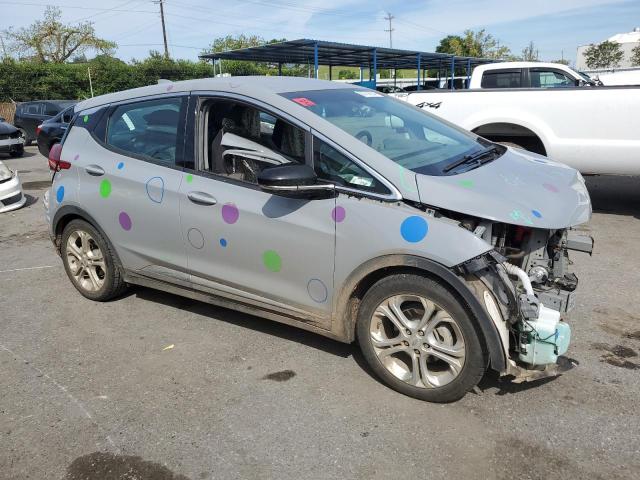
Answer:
257, 164, 335, 198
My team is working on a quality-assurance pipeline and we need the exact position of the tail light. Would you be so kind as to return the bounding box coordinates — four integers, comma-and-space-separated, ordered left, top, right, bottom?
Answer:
36, 125, 42, 136
48, 143, 70, 171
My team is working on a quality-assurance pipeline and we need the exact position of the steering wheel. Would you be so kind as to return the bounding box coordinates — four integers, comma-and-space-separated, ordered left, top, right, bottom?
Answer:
355, 130, 373, 147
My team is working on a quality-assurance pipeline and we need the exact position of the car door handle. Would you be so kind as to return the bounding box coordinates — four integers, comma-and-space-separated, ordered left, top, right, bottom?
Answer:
85, 165, 105, 176
187, 191, 217, 206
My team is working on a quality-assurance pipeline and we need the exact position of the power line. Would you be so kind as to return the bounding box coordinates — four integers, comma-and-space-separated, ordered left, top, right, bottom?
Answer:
384, 12, 394, 48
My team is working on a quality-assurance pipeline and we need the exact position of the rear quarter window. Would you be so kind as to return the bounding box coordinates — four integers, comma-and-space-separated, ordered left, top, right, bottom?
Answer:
480, 70, 522, 88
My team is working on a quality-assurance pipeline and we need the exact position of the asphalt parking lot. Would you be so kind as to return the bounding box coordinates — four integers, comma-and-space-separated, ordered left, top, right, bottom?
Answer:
1, 147, 639, 480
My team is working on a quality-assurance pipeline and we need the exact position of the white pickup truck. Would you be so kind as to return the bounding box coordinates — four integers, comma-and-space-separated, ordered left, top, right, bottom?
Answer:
396, 62, 640, 175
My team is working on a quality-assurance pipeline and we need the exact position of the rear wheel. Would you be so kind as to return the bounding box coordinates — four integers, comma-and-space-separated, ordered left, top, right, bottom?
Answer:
357, 274, 486, 402
9, 144, 24, 157
61, 219, 128, 301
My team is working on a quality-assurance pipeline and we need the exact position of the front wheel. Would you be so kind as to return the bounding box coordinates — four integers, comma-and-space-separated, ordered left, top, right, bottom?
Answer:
61, 219, 128, 301
9, 144, 24, 157
357, 274, 486, 402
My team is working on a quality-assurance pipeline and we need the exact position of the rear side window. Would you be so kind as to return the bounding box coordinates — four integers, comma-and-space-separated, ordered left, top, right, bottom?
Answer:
106, 97, 186, 166
24, 103, 42, 115
481, 70, 522, 88
530, 69, 575, 88
43, 103, 59, 116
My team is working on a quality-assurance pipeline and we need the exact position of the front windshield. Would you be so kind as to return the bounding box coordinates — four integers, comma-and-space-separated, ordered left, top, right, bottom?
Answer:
280, 88, 495, 176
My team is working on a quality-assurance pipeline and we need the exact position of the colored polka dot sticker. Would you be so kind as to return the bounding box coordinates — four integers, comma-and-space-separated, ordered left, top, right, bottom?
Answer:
56, 185, 65, 203
531, 209, 542, 218
400, 216, 428, 243
263, 250, 282, 272
83, 115, 89, 123
458, 179, 474, 189
221, 203, 239, 224
187, 228, 205, 249
99, 179, 111, 198
145, 176, 164, 204
166, 84, 174, 92
509, 209, 533, 225
74, 154, 80, 161
117, 162, 124, 170
185, 174, 193, 183
219, 238, 228, 247
119, 212, 132, 231
543, 183, 559, 193
307, 278, 328, 303
332, 206, 346, 223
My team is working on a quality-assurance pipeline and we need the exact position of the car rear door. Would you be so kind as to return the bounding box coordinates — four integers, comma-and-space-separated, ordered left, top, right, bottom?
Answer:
178, 94, 336, 327
74, 94, 190, 285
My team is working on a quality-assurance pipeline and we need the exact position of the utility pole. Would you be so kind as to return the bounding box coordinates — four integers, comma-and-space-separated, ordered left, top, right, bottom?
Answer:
158, 0, 169, 59
384, 12, 395, 48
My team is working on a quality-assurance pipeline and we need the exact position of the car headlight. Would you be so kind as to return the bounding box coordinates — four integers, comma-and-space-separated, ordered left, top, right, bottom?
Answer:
0, 162, 13, 182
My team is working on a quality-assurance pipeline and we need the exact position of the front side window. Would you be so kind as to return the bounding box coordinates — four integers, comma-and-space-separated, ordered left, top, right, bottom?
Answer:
530, 69, 574, 88
281, 89, 495, 176
106, 97, 186, 166
43, 103, 59, 116
480, 70, 522, 88
201, 99, 306, 184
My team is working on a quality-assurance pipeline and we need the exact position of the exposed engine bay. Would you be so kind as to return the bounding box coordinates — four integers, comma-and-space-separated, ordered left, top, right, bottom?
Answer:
452, 213, 594, 380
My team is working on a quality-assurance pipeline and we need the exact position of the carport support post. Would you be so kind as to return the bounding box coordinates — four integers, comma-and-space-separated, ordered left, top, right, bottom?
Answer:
450, 56, 455, 90
466, 58, 471, 88
314, 42, 319, 79
360, 66, 364, 82
416, 53, 421, 91
329, 65, 332, 81
372, 48, 377, 88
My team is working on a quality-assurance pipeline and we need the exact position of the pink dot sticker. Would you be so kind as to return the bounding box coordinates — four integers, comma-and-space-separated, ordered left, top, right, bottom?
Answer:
332, 206, 346, 223
543, 183, 559, 193
221, 203, 239, 224
119, 212, 132, 231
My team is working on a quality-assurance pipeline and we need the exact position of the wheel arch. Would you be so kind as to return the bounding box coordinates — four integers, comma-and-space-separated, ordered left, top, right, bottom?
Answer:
333, 254, 506, 373
471, 122, 547, 156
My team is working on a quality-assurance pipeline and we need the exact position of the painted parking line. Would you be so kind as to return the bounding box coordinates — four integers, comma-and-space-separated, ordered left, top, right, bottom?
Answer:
0, 265, 59, 274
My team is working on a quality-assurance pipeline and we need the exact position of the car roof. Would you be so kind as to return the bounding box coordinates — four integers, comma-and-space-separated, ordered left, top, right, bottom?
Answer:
75, 76, 356, 111
474, 62, 574, 72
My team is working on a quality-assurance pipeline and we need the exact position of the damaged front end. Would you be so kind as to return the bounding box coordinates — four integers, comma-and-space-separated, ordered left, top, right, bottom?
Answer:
456, 219, 593, 382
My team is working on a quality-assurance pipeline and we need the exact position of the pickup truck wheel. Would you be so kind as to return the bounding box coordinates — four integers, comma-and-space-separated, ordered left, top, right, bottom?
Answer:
357, 274, 486, 403
61, 219, 128, 301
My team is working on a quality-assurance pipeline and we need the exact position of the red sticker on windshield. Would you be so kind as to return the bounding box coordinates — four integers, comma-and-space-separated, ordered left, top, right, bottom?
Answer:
291, 97, 316, 107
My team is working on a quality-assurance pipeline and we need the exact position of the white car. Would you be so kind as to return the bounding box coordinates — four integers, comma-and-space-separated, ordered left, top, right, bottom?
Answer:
0, 160, 26, 213
396, 62, 640, 175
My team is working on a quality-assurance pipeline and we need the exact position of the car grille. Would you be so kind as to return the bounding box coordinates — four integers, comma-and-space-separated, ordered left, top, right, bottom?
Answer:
0, 192, 22, 206
0, 131, 22, 140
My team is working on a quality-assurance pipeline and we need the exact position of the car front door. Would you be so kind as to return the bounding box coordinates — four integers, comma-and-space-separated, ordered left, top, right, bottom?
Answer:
178, 95, 336, 327
75, 95, 189, 285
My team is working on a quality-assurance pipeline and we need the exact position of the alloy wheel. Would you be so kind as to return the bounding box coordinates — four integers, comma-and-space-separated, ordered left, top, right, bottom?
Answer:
65, 230, 106, 292
370, 294, 466, 388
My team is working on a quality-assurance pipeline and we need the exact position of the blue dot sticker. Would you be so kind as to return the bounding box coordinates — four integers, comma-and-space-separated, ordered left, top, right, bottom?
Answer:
531, 210, 542, 218
400, 216, 428, 243
56, 185, 65, 203
117, 162, 124, 170
219, 238, 227, 247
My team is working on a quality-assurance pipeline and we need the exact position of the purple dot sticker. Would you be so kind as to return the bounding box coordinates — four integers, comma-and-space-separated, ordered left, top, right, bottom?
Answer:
74, 154, 79, 161
332, 206, 346, 223
307, 278, 328, 303
531, 210, 542, 218
221, 203, 239, 224
166, 84, 174, 92
118, 212, 132, 231
543, 183, 559, 193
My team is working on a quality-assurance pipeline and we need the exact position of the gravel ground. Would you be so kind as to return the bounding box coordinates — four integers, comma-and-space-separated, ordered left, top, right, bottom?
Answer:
1, 147, 638, 480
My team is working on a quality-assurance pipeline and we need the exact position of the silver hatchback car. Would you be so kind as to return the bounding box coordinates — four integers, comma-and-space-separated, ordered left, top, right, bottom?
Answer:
44, 77, 592, 402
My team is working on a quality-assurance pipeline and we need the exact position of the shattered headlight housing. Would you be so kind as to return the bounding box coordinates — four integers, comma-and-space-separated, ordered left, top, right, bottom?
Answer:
0, 162, 13, 182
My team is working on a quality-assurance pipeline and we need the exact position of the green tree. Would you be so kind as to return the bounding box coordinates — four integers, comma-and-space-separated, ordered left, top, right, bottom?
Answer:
583, 41, 624, 69
3, 6, 115, 63
338, 69, 358, 80
631, 44, 640, 67
435, 30, 512, 59
520, 41, 539, 61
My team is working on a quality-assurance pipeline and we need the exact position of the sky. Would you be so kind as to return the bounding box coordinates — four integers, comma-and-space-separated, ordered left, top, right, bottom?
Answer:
1, 0, 639, 64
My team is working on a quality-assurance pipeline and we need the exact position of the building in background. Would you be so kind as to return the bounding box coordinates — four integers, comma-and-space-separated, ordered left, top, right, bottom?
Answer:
576, 27, 640, 71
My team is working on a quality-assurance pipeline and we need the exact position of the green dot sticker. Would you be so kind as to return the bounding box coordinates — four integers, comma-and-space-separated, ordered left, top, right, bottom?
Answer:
263, 250, 282, 272
459, 179, 474, 189
83, 115, 89, 123
186, 174, 193, 183
99, 179, 112, 198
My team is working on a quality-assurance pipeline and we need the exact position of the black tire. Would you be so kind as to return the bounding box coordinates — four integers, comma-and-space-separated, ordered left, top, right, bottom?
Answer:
9, 144, 24, 157
356, 274, 486, 403
61, 219, 128, 301
17, 129, 32, 146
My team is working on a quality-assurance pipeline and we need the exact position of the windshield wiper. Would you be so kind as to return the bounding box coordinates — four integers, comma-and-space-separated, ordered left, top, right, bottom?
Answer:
442, 145, 499, 173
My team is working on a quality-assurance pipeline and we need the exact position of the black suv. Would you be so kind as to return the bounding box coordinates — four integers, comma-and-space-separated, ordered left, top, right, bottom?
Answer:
37, 106, 75, 157
14, 100, 76, 145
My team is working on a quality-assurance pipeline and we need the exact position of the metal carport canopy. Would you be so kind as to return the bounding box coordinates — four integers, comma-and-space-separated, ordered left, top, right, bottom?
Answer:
199, 39, 496, 82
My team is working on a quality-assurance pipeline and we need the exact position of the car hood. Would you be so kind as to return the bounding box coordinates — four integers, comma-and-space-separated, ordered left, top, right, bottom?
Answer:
0, 122, 18, 135
415, 148, 591, 229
